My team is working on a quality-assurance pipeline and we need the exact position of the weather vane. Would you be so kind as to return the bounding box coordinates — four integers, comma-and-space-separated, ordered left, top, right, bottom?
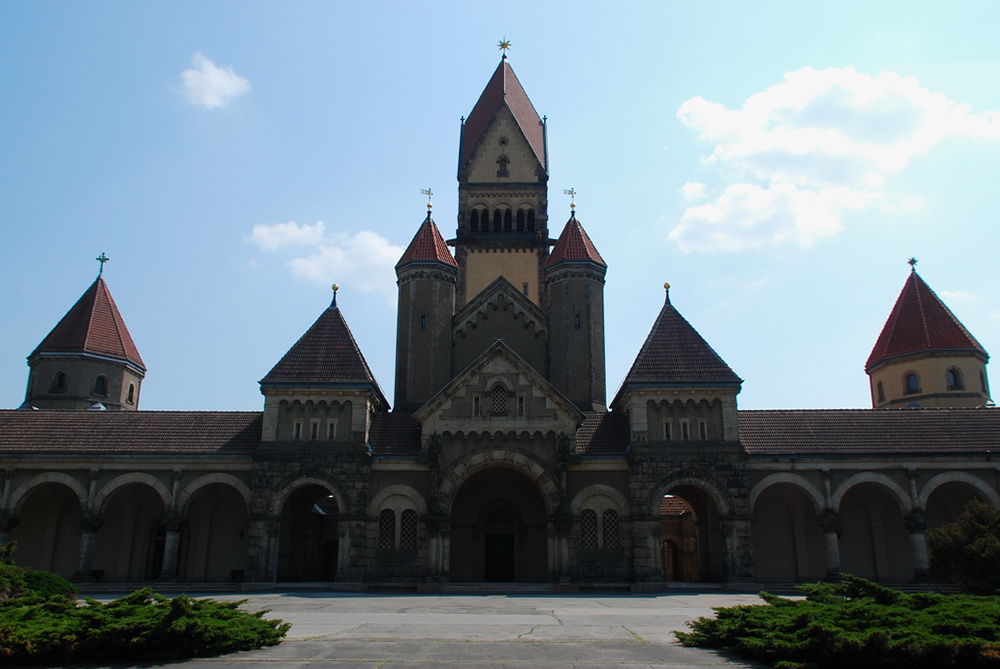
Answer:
96, 252, 109, 276
907, 257, 918, 271
498, 38, 511, 55
421, 187, 433, 212
563, 188, 576, 213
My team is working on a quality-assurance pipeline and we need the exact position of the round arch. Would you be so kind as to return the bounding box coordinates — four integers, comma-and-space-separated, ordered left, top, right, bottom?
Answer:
10, 473, 88, 514
750, 473, 824, 512
367, 484, 428, 516
269, 475, 347, 517
570, 484, 629, 515
832, 473, 911, 514
649, 474, 735, 518
95, 473, 171, 515
177, 474, 251, 516
918, 472, 1000, 510
437, 447, 560, 516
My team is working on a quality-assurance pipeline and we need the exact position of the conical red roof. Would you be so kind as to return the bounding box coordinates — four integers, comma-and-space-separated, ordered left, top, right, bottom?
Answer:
619, 287, 741, 388
545, 214, 606, 268
260, 295, 388, 407
395, 214, 456, 270
30, 276, 145, 370
866, 271, 988, 371
460, 56, 545, 173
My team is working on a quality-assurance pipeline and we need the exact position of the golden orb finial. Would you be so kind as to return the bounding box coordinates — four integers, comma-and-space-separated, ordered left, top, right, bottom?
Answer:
332, 283, 339, 292
664, 282, 671, 291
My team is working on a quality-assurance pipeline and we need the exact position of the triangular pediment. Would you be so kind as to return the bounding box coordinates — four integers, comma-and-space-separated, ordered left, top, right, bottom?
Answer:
454, 276, 547, 339
414, 341, 584, 438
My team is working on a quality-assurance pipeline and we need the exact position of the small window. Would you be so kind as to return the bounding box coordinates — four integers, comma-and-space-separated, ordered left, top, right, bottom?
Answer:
681, 420, 691, 441
293, 420, 303, 441
904, 373, 921, 395
982, 372, 988, 393
473, 395, 481, 416
517, 395, 525, 416
574, 313, 581, 329
516, 209, 525, 232
496, 155, 509, 178
876, 381, 885, 403
491, 384, 507, 414
420, 313, 427, 330
470, 209, 480, 232
327, 420, 337, 440
698, 421, 708, 441
580, 509, 598, 549
93, 376, 108, 398
503, 209, 512, 232
52, 372, 67, 394
126, 383, 135, 404
522, 282, 529, 296
378, 509, 395, 549
400, 509, 418, 549
946, 368, 963, 391
602, 509, 621, 549
663, 421, 672, 441
310, 419, 320, 440
526, 209, 536, 232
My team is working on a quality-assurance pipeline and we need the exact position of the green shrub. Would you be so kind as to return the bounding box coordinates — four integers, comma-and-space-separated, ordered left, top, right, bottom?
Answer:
0, 543, 77, 602
676, 575, 1000, 668
928, 500, 1000, 595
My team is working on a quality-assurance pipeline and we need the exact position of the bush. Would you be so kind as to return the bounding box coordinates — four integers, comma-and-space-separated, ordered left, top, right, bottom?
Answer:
928, 500, 1000, 595
0, 543, 77, 602
676, 575, 1000, 668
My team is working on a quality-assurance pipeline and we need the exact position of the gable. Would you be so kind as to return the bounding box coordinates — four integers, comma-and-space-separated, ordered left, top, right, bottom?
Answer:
415, 341, 583, 438
465, 106, 544, 183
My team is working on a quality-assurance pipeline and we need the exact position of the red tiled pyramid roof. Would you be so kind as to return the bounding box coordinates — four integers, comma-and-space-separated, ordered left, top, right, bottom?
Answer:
30, 276, 145, 370
460, 56, 545, 174
260, 297, 388, 407
0, 410, 261, 455
545, 214, 606, 268
739, 408, 1000, 456
866, 271, 987, 371
395, 214, 457, 270
618, 288, 741, 390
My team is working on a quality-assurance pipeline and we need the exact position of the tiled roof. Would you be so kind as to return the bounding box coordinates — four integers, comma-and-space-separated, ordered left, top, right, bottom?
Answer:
618, 288, 741, 391
369, 412, 422, 454
260, 298, 388, 407
545, 214, 606, 269
30, 277, 145, 370
395, 214, 457, 270
460, 56, 545, 174
0, 410, 261, 455
866, 271, 987, 371
739, 408, 1000, 456
575, 411, 629, 455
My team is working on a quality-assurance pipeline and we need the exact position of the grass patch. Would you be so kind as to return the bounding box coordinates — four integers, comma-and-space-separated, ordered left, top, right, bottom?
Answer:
675, 575, 1000, 668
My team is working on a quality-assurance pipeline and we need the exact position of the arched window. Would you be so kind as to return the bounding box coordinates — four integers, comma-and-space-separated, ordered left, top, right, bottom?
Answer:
876, 381, 885, 403
126, 383, 135, 404
946, 368, 963, 391
491, 384, 507, 414
580, 509, 598, 549
400, 509, 418, 549
516, 209, 525, 232
496, 155, 509, 177
904, 373, 920, 395
602, 509, 621, 549
93, 375, 108, 397
503, 208, 512, 232
469, 209, 480, 232
492, 209, 502, 232
527, 209, 536, 231
378, 509, 396, 549
52, 372, 67, 393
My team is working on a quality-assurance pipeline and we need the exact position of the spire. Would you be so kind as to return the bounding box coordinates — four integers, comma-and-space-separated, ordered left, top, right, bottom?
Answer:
866, 269, 988, 372
620, 284, 741, 387
260, 293, 387, 407
30, 275, 145, 371
545, 213, 606, 268
396, 213, 457, 270
459, 56, 546, 174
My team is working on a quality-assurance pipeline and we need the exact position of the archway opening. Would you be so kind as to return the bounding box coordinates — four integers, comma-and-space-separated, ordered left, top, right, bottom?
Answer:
752, 483, 825, 582
449, 467, 547, 582
659, 486, 725, 582
277, 486, 338, 582
180, 483, 248, 582
94, 483, 165, 582
926, 481, 987, 531
839, 482, 912, 582
10, 483, 82, 578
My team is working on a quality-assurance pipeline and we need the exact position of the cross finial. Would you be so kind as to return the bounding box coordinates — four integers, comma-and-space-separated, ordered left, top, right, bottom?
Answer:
498, 38, 511, 57
563, 188, 576, 216
907, 257, 918, 272
96, 252, 110, 276
420, 188, 433, 213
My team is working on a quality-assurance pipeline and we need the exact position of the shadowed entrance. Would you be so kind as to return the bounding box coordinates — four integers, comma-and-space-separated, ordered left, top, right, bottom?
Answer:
449, 467, 547, 582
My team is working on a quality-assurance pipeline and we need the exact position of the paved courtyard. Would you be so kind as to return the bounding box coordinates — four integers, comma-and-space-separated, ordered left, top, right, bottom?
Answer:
91, 589, 770, 667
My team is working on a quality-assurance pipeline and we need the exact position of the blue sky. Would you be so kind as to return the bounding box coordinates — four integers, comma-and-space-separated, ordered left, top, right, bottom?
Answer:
2, 1, 998, 411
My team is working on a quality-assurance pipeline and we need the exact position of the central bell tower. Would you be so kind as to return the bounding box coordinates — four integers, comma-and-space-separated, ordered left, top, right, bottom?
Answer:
452, 54, 551, 308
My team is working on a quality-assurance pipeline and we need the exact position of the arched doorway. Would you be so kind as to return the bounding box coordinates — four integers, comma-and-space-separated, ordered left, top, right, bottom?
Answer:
925, 481, 987, 531
752, 483, 825, 582
181, 483, 248, 582
94, 483, 165, 582
10, 483, 82, 578
277, 485, 339, 582
449, 468, 547, 582
659, 485, 726, 582
838, 482, 912, 581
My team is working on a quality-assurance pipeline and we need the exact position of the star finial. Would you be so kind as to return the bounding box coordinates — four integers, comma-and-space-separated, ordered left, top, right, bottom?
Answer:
421, 187, 433, 213
96, 252, 110, 276
498, 38, 511, 57
907, 257, 918, 272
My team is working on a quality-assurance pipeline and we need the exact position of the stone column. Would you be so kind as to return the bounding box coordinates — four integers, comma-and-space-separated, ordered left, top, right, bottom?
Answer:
818, 509, 841, 580
74, 512, 103, 581
906, 509, 929, 580
724, 516, 755, 583
158, 515, 183, 581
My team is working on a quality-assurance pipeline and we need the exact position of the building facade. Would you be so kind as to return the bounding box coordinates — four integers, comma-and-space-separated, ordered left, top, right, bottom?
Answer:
1, 57, 997, 587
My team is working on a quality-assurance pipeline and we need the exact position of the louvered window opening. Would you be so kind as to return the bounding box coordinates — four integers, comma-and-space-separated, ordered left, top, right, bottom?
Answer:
603, 509, 621, 549
491, 385, 506, 414
400, 509, 418, 549
580, 509, 598, 549
378, 509, 395, 549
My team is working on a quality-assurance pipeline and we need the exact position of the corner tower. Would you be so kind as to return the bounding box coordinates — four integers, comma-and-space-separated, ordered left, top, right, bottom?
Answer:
453, 54, 550, 309
25, 262, 145, 411
866, 265, 991, 408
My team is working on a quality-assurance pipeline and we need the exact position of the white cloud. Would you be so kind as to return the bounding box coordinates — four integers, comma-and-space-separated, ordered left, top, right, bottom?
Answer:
672, 67, 1000, 251
181, 53, 251, 110
681, 182, 708, 202
939, 290, 976, 302
247, 222, 404, 302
